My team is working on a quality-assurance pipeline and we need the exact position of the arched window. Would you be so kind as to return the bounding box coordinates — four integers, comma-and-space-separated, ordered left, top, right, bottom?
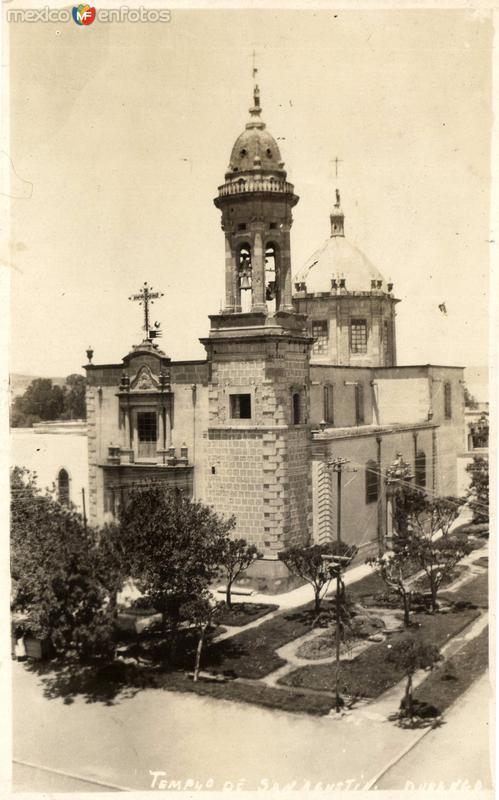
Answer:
355, 383, 365, 425
57, 468, 70, 506
365, 460, 378, 503
292, 392, 301, 425
265, 243, 278, 311
415, 451, 426, 487
237, 243, 252, 312
323, 384, 334, 424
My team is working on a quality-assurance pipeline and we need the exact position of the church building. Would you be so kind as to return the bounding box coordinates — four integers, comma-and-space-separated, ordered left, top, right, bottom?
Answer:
85, 83, 464, 591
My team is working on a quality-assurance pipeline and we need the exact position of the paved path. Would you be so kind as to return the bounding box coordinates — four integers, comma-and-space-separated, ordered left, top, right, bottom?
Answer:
374, 673, 493, 791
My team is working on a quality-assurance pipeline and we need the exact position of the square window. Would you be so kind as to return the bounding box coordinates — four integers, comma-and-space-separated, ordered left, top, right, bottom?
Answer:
230, 394, 251, 419
137, 411, 157, 442
312, 320, 328, 354
350, 319, 368, 354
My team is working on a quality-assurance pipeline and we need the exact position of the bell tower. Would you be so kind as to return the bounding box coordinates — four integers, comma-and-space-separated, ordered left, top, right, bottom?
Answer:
214, 84, 299, 321
202, 80, 313, 591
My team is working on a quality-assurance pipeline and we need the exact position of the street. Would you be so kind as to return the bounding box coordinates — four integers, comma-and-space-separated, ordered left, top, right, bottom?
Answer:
11, 660, 493, 793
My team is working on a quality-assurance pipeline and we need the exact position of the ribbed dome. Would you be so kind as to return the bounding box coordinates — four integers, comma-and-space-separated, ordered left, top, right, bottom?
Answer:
296, 236, 388, 294
230, 127, 282, 172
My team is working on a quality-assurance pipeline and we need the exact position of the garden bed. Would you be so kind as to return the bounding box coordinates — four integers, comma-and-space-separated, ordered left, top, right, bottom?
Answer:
217, 603, 278, 627
278, 607, 481, 698
442, 571, 488, 609
414, 626, 488, 713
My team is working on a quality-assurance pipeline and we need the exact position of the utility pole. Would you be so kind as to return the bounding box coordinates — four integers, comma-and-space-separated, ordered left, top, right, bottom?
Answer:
326, 456, 357, 714
82, 487, 87, 533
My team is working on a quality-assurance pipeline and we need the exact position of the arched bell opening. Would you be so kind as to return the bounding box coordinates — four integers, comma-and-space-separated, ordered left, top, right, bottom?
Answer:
237, 243, 252, 313
265, 242, 279, 314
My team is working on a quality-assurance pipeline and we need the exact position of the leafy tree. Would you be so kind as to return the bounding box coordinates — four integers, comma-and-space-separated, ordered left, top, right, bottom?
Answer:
219, 538, 260, 608
385, 454, 426, 546
367, 547, 414, 627
11, 373, 86, 426
10, 467, 114, 659
94, 522, 131, 619
466, 456, 489, 524
387, 636, 441, 719
433, 496, 466, 536
278, 541, 358, 613
180, 593, 224, 681
463, 385, 478, 409
11, 378, 65, 426
118, 486, 234, 651
61, 373, 86, 420
409, 533, 472, 613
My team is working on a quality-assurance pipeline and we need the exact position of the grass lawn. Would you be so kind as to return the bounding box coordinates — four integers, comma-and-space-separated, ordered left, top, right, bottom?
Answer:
202, 569, 390, 679
414, 626, 488, 713
152, 671, 334, 715
279, 607, 480, 698
442, 571, 488, 609
205, 605, 318, 678
217, 603, 278, 627
27, 657, 334, 715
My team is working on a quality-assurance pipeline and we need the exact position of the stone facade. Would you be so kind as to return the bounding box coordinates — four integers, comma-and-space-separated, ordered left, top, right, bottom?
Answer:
83, 83, 466, 592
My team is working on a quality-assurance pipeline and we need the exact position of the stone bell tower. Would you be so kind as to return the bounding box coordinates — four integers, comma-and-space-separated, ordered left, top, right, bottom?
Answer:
214, 83, 298, 317
201, 81, 313, 591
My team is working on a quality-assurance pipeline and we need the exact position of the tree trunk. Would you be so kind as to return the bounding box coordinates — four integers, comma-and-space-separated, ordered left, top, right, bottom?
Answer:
430, 579, 438, 613
226, 580, 232, 609
314, 588, 321, 614
404, 673, 413, 717
193, 625, 207, 682
402, 591, 411, 627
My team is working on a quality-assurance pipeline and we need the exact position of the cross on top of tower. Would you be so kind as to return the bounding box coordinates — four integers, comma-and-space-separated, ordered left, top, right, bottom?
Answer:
332, 156, 343, 179
128, 282, 164, 342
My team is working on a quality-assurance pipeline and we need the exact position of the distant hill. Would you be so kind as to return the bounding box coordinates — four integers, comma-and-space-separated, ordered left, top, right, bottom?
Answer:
10, 373, 67, 401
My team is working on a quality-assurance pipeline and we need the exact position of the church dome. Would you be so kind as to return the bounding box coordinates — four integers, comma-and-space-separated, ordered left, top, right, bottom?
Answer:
296, 237, 387, 293
230, 127, 282, 173
226, 84, 285, 175
295, 194, 388, 293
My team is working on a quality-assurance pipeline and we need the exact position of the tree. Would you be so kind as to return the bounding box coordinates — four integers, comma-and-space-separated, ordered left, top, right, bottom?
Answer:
409, 533, 471, 613
10, 467, 114, 659
432, 496, 466, 537
219, 538, 260, 608
11, 378, 66, 426
463, 385, 478, 409
118, 486, 234, 651
180, 593, 223, 681
278, 541, 358, 613
466, 455, 489, 524
94, 522, 131, 620
367, 547, 414, 627
392, 493, 471, 613
385, 454, 426, 546
61, 374, 86, 420
387, 636, 440, 719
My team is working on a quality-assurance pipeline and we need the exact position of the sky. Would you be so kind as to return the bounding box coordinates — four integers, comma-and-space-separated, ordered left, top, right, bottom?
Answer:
7, 7, 493, 378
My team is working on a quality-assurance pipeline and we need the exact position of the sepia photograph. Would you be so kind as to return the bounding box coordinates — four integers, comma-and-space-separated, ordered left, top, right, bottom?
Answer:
2, 1, 495, 795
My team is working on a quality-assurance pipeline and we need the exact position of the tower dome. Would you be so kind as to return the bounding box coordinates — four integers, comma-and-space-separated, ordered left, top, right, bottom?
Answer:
226, 85, 285, 176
